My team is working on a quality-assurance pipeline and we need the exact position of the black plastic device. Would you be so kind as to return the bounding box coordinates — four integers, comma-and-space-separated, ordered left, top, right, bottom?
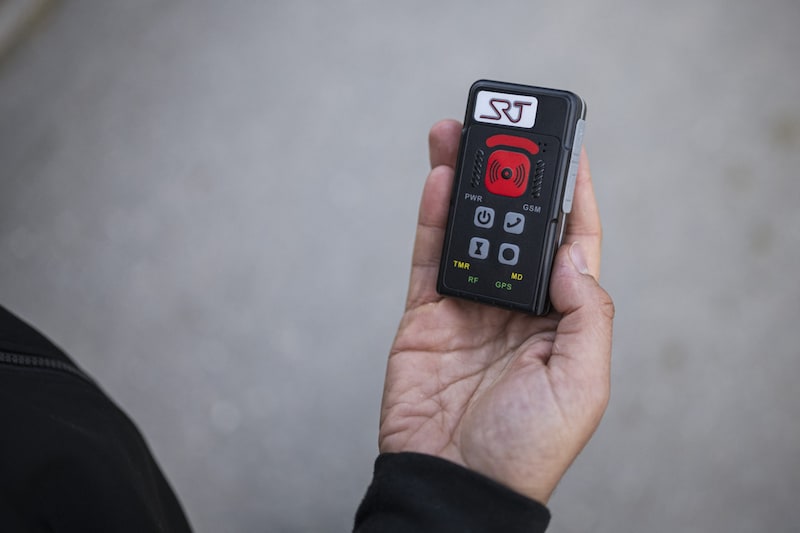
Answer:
436, 80, 586, 314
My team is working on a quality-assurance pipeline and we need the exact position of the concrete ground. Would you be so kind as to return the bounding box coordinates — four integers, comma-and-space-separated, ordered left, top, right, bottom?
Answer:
1, 1, 799, 531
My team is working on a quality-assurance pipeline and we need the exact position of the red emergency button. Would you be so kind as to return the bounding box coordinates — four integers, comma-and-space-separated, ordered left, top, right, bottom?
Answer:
484, 134, 538, 198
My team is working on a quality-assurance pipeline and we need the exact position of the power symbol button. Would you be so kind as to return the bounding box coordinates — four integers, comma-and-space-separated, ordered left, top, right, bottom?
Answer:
474, 206, 495, 228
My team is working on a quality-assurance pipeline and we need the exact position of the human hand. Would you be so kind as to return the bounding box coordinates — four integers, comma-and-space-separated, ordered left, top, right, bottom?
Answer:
378, 120, 614, 505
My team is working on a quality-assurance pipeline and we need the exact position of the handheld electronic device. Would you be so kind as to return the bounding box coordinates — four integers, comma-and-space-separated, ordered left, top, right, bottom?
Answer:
436, 80, 586, 314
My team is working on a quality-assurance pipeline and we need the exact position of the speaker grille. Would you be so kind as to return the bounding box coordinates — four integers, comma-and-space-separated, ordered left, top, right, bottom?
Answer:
471, 149, 485, 188
531, 159, 545, 197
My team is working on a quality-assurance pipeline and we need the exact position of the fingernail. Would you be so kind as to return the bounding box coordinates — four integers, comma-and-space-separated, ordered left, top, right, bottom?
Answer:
569, 242, 590, 275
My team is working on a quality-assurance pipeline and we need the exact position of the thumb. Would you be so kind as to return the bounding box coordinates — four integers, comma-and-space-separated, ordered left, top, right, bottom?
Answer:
548, 242, 615, 386
550, 241, 614, 321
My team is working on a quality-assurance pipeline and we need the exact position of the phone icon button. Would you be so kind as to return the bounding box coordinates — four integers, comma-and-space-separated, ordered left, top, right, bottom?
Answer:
503, 212, 525, 234
473, 206, 495, 228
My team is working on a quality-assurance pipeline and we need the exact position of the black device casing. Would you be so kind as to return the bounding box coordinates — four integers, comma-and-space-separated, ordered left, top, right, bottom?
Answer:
436, 80, 586, 314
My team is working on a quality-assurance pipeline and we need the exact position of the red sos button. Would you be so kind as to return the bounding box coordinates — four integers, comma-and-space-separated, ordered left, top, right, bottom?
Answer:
484, 134, 539, 198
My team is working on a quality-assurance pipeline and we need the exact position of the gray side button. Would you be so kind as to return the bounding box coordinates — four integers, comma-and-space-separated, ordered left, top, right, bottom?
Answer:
562, 118, 586, 214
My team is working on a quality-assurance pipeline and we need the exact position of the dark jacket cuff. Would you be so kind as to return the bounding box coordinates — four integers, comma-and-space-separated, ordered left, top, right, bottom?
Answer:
354, 452, 550, 533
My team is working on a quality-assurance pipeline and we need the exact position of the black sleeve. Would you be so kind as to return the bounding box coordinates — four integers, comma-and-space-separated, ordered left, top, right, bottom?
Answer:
354, 453, 551, 533
0, 306, 191, 533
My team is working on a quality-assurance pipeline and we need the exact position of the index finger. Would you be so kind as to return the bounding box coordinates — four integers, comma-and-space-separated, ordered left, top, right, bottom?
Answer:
404, 121, 461, 309
429, 119, 462, 169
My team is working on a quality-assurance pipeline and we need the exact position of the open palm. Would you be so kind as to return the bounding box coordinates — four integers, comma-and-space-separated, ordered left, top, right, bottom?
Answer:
379, 120, 614, 504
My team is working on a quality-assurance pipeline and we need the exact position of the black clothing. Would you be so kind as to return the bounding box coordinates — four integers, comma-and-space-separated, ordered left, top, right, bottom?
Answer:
0, 306, 192, 532
0, 306, 550, 532
354, 453, 550, 532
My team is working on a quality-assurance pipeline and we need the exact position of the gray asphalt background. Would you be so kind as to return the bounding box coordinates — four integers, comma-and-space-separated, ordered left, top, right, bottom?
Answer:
1, 1, 799, 532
